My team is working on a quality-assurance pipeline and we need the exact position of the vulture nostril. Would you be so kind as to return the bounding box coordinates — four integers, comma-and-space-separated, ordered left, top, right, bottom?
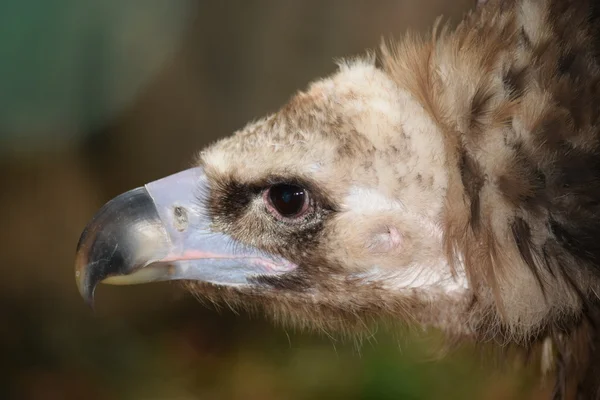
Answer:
173, 206, 189, 232
265, 184, 309, 219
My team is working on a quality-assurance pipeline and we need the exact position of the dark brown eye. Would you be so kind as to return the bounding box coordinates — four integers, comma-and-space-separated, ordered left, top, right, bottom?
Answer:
265, 184, 309, 218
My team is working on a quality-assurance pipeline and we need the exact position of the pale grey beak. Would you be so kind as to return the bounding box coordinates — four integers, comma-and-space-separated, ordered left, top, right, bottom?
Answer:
75, 167, 296, 306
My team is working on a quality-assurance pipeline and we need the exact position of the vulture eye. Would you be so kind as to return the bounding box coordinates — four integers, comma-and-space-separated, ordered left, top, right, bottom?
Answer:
265, 184, 309, 219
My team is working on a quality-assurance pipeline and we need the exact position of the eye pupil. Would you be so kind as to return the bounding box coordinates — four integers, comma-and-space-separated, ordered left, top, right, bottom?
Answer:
268, 184, 307, 217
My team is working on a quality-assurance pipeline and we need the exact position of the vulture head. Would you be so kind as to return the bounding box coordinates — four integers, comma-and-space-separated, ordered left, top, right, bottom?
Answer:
75, 0, 600, 397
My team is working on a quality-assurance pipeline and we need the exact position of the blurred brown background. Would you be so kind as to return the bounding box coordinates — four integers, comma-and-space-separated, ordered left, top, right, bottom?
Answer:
0, 1, 550, 399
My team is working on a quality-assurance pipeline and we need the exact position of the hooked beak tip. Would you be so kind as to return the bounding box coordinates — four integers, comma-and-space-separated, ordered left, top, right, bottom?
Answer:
75, 274, 96, 310
73, 185, 162, 306
75, 252, 96, 309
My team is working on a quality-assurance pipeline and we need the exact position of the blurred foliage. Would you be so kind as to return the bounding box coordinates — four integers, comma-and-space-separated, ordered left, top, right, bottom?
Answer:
0, 0, 193, 153
0, 1, 552, 399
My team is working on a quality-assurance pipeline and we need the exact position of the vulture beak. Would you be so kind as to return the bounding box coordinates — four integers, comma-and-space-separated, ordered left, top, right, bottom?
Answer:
75, 167, 296, 306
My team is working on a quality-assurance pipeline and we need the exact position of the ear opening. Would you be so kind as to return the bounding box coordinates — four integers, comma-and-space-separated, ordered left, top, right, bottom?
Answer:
367, 224, 403, 253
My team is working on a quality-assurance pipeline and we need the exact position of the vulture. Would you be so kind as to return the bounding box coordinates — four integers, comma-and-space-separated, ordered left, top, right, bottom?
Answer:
75, 0, 600, 397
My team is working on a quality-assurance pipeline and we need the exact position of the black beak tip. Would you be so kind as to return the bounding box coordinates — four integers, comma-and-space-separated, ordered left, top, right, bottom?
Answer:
83, 283, 96, 311
74, 186, 158, 308
75, 262, 97, 310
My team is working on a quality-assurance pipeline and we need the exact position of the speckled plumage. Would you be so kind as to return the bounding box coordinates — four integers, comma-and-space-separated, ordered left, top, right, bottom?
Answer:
186, 0, 600, 397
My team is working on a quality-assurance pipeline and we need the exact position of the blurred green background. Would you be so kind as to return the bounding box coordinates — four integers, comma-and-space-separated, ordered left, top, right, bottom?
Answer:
0, 1, 552, 399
